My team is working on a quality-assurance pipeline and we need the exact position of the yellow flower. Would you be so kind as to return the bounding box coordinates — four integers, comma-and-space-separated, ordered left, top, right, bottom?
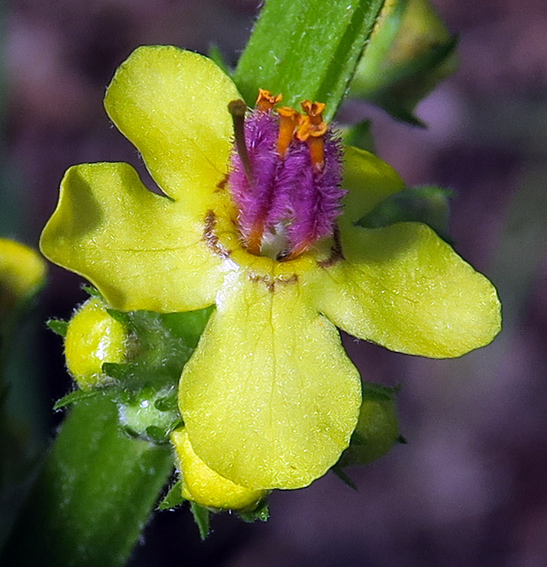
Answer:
40, 46, 501, 491
0, 238, 46, 318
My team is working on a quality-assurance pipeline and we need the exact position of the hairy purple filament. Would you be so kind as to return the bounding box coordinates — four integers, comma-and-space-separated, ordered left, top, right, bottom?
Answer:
228, 101, 345, 260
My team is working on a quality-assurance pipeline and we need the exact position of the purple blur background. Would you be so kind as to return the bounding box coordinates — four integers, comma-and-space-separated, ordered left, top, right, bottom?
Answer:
4, 0, 547, 565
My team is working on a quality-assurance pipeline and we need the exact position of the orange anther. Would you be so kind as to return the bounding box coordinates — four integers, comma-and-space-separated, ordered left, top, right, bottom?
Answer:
256, 89, 282, 112
276, 107, 300, 157
301, 101, 326, 125
297, 101, 328, 170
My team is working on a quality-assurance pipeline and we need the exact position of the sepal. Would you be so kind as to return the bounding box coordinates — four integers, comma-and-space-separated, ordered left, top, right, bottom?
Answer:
157, 479, 186, 511
337, 382, 401, 468
357, 185, 453, 242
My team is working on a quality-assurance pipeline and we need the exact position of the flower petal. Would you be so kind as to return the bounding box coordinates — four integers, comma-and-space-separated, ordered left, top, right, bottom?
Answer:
40, 162, 226, 312
104, 46, 240, 207
171, 428, 267, 510
179, 266, 361, 490
341, 146, 404, 226
313, 222, 501, 358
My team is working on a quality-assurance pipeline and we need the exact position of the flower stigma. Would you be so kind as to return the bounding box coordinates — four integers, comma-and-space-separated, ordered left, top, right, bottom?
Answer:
227, 90, 345, 261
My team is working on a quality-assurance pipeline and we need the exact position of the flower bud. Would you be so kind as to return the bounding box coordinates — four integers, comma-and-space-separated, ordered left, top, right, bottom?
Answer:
171, 428, 268, 511
65, 297, 128, 389
338, 383, 400, 468
0, 238, 46, 320
349, 0, 458, 123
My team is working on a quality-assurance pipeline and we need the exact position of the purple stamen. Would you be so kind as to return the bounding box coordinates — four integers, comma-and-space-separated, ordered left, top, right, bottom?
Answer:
227, 99, 345, 259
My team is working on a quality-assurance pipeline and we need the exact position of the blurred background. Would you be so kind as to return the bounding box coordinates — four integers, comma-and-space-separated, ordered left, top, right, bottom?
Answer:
3, 0, 547, 565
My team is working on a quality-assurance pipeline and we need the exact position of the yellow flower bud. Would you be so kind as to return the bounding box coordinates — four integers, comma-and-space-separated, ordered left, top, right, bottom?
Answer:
171, 428, 267, 511
0, 238, 46, 318
65, 297, 128, 389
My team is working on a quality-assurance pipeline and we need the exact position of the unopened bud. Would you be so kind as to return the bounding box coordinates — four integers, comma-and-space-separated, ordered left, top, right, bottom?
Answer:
65, 297, 128, 389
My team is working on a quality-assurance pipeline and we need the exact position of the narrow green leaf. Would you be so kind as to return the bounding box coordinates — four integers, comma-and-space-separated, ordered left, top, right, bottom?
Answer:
157, 479, 186, 511
46, 319, 68, 337
237, 499, 270, 523
331, 465, 358, 491
1, 397, 173, 566
234, 0, 386, 120
81, 284, 101, 298
208, 44, 232, 77
190, 502, 210, 540
53, 388, 104, 410
105, 308, 132, 327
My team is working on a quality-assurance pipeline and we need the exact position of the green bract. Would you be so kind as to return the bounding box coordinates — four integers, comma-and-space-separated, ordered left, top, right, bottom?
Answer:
40, 46, 501, 491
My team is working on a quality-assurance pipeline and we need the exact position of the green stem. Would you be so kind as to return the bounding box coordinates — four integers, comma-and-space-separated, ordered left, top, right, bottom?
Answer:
1, 396, 173, 567
234, 0, 386, 120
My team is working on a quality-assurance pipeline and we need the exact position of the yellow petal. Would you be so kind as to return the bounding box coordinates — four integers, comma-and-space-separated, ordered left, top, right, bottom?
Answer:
40, 162, 226, 312
341, 146, 404, 227
179, 264, 361, 490
313, 222, 501, 358
0, 238, 46, 316
171, 428, 267, 510
65, 297, 127, 389
104, 45, 240, 208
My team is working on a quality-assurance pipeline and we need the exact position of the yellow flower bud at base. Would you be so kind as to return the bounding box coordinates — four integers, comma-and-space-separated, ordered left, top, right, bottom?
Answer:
65, 297, 128, 389
171, 428, 268, 511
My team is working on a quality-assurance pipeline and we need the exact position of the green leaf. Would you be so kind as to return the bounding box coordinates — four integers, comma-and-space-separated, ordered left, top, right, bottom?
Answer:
356, 185, 453, 241
331, 465, 358, 490
46, 319, 68, 338
157, 479, 186, 511
81, 284, 102, 298
237, 499, 270, 523
234, 0, 386, 121
1, 396, 173, 566
208, 44, 232, 77
53, 388, 104, 410
190, 502, 210, 540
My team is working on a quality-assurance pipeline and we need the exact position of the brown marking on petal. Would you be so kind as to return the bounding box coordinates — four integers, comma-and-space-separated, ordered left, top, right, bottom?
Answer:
248, 272, 299, 293
203, 210, 231, 259
317, 226, 345, 268
216, 175, 228, 192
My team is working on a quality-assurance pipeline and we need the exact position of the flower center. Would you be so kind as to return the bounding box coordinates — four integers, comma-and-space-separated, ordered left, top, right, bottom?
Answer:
227, 90, 345, 261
